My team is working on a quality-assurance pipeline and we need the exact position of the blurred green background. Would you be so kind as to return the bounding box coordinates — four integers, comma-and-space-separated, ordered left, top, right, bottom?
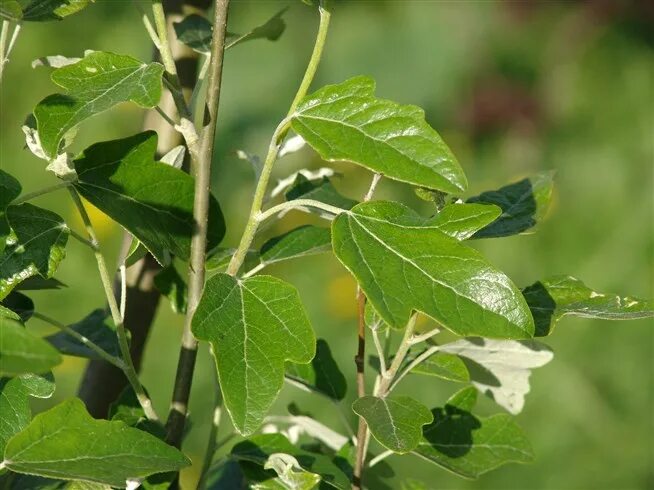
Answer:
1, 1, 652, 489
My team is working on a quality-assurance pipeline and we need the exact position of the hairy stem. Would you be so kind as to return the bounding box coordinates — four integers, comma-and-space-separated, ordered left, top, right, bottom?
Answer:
68, 188, 159, 421
226, 4, 332, 276
165, 0, 230, 449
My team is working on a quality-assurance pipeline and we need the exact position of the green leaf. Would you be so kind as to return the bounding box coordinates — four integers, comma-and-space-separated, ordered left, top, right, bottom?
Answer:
260, 225, 332, 266
292, 76, 467, 193
285, 175, 358, 213
226, 8, 287, 49
285, 338, 347, 400
0, 474, 109, 489
426, 203, 501, 240
73, 132, 225, 263
1, 291, 35, 322
44, 309, 121, 359
440, 338, 553, 414
3, 398, 190, 486
0, 316, 61, 376
467, 172, 555, 238
154, 265, 187, 314
230, 434, 350, 489
352, 395, 433, 453
254, 453, 321, 490
332, 201, 534, 337
15, 276, 65, 291
410, 352, 469, 383
206, 247, 259, 274
193, 274, 315, 435
0, 204, 69, 300
0, 169, 21, 247
522, 275, 654, 337
446, 385, 478, 412
205, 460, 247, 490
18, 371, 56, 398
0, 0, 91, 22
413, 387, 533, 478
34, 51, 164, 158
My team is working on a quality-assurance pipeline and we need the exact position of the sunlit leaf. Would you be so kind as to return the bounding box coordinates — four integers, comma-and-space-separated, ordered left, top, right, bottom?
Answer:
292, 76, 467, 193
410, 351, 469, 383
522, 275, 654, 336
254, 453, 321, 490
0, 0, 91, 22
0, 316, 61, 377
260, 226, 331, 266
426, 203, 501, 240
332, 201, 534, 337
193, 274, 315, 435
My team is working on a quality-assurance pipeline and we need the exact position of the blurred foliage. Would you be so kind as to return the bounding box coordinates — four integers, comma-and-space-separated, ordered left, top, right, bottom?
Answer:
0, 1, 652, 488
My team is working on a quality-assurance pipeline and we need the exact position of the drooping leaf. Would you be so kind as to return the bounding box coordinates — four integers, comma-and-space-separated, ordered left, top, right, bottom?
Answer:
269, 407, 348, 451
0, 204, 68, 300
154, 265, 187, 314
467, 172, 555, 238
352, 396, 433, 454
285, 339, 347, 400
226, 8, 287, 49
73, 132, 225, 263
260, 226, 331, 266
34, 51, 164, 158
332, 201, 534, 337
413, 387, 533, 478
44, 309, 121, 360
230, 434, 350, 489
439, 338, 553, 414
292, 76, 467, 193
0, 316, 61, 376
410, 351, 469, 383
522, 275, 654, 337
426, 203, 501, 240
0, 0, 91, 22
15, 276, 65, 291
192, 273, 315, 435
285, 175, 358, 213
3, 398, 190, 486
1, 291, 35, 322
271, 168, 335, 199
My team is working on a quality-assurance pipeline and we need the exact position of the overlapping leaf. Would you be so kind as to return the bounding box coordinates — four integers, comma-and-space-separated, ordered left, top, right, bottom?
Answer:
154, 265, 187, 314
44, 309, 121, 359
0, 316, 61, 376
285, 175, 358, 212
260, 226, 331, 266
426, 203, 501, 240
3, 398, 190, 486
34, 51, 164, 158
1, 291, 35, 322
440, 338, 553, 414
292, 76, 467, 193
522, 275, 654, 336
192, 274, 315, 435
0, 169, 20, 242
413, 387, 533, 478
467, 172, 554, 238
0, 0, 91, 22
332, 201, 534, 337
352, 396, 433, 453
72, 131, 225, 263
285, 338, 347, 400
410, 351, 469, 383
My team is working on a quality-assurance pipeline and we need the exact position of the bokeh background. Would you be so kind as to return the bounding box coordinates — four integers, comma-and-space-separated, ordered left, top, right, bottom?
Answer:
1, 1, 652, 488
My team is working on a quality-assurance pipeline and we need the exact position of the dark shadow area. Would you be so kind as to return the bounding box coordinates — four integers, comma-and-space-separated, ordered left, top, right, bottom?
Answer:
422, 405, 482, 458
285, 339, 348, 401
521, 281, 557, 336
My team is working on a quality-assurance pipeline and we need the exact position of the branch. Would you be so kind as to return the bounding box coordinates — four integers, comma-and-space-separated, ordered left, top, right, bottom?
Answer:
256, 198, 345, 223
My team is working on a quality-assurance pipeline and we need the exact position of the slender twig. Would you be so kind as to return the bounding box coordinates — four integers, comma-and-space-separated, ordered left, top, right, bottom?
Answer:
389, 345, 439, 393
138, 6, 161, 49
368, 450, 393, 468
155, 106, 176, 127
242, 262, 265, 279
12, 182, 71, 205
68, 228, 99, 251
376, 314, 418, 396
0, 21, 21, 84
119, 265, 127, 321
33, 312, 125, 369
166, 0, 230, 449
197, 379, 223, 490
409, 327, 441, 345
257, 198, 345, 223
68, 188, 159, 422
226, 4, 332, 276
371, 328, 387, 376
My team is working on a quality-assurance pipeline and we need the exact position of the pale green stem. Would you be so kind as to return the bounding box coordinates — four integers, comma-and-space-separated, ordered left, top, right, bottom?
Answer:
68, 188, 159, 422
13, 182, 72, 205
68, 228, 98, 251
408, 327, 440, 345
371, 327, 387, 376
33, 312, 125, 369
257, 198, 345, 223
197, 379, 222, 490
388, 345, 439, 393
0, 22, 21, 84
367, 450, 393, 468
376, 313, 418, 396
155, 106, 176, 127
226, 5, 332, 276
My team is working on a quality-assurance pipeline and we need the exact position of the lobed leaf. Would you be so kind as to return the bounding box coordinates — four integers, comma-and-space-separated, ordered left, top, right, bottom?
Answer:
0, 316, 61, 377
352, 395, 433, 453
467, 172, 555, 238
192, 274, 315, 435
34, 51, 164, 158
292, 76, 467, 193
332, 201, 534, 337
522, 275, 654, 336
72, 131, 225, 264
285, 338, 347, 400
3, 398, 190, 486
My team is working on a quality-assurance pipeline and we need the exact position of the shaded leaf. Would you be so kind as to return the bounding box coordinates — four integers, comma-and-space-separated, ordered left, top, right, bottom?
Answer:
255, 453, 321, 490
44, 309, 121, 360
0, 474, 109, 489
467, 172, 554, 238
1, 291, 34, 322
352, 396, 433, 453
410, 352, 469, 383
0, 203, 69, 300
292, 76, 467, 193
260, 226, 331, 266
73, 131, 225, 263
426, 203, 501, 240
15, 276, 65, 291
332, 201, 534, 337
285, 339, 347, 401
0, 169, 20, 250
522, 275, 654, 337
0, 0, 91, 22
205, 460, 247, 490
440, 338, 553, 414
285, 175, 358, 213
193, 274, 315, 435
3, 398, 190, 486
231, 433, 350, 489
34, 51, 164, 157
412, 387, 533, 478
154, 265, 187, 314
0, 316, 61, 376
226, 8, 287, 49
